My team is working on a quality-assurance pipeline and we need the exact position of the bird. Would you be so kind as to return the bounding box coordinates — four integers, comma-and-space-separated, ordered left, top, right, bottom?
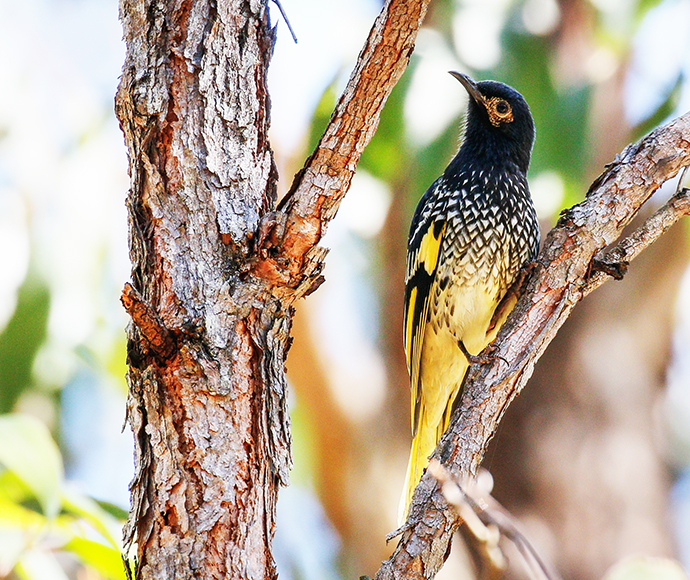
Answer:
400, 72, 540, 522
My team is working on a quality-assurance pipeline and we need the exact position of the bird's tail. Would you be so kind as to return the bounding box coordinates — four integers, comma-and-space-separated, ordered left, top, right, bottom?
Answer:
398, 416, 440, 525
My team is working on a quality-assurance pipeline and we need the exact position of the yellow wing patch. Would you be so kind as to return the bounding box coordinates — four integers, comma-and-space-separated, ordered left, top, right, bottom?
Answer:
405, 287, 417, 369
403, 220, 447, 434
418, 222, 446, 275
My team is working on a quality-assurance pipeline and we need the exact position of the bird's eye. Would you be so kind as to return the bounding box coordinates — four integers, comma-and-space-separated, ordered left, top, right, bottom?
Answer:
485, 97, 514, 126
495, 100, 510, 116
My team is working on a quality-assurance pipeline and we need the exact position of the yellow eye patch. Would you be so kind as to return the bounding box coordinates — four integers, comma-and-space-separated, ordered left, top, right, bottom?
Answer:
485, 97, 513, 127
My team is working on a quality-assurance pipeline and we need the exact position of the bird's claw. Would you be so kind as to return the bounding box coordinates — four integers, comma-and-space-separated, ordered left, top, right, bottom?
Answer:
457, 340, 506, 366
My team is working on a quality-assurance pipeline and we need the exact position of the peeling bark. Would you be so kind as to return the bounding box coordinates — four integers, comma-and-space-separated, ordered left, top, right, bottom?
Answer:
116, 1, 287, 577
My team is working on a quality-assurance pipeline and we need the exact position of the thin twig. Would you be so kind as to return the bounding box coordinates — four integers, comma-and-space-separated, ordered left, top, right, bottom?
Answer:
428, 460, 562, 580
677, 164, 690, 194
270, 0, 298, 44
483, 500, 559, 580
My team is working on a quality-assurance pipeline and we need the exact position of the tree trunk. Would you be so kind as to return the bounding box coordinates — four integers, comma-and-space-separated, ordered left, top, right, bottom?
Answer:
115, 0, 429, 578
116, 1, 288, 578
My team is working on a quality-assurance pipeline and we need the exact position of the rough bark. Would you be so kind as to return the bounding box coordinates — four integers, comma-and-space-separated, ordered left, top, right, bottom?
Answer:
116, 1, 285, 578
375, 113, 690, 579
115, 0, 429, 578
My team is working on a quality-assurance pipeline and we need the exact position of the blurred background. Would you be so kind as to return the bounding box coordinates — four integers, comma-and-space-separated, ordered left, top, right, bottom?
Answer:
1, 0, 690, 578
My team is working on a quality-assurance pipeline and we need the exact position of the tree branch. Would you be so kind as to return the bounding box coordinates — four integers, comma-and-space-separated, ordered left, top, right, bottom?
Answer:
584, 185, 690, 296
253, 0, 431, 300
375, 112, 690, 579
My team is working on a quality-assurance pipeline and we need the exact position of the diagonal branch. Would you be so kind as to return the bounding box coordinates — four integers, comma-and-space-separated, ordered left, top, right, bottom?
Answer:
583, 185, 690, 296
253, 0, 431, 299
375, 111, 690, 579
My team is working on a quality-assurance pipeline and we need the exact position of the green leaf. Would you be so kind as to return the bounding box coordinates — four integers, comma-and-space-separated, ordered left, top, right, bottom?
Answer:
633, 0, 666, 23
94, 499, 129, 522
0, 414, 63, 518
0, 469, 34, 504
63, 537, 126, 580
0, 278, 50, 413
0, 495, 47, 530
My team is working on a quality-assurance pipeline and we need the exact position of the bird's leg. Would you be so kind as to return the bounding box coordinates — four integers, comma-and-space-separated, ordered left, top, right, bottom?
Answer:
465, 262, 539, 368
457, 339, 504, 366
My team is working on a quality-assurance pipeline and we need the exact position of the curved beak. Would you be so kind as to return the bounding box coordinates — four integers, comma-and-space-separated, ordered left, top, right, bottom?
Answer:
449, 71, 486, 108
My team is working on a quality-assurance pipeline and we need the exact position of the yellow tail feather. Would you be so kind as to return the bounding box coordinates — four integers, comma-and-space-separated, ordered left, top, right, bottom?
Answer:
398, 414, 442, 525
399, 288, 508, 524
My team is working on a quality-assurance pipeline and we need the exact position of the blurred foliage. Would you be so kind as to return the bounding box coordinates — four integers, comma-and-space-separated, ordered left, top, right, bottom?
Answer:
634, 0, 667, 24
0, 278, 50, 413
359, 69, 410, 183
0, 413, 126, 580
0, 272, 127, 578
306, 79, 338, 155
632, 72, 685, 139
497, 28, 590, 203
360, 61, 462, 219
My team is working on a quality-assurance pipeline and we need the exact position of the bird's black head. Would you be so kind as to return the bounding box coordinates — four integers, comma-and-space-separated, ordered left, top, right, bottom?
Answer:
450, 72, 535, 175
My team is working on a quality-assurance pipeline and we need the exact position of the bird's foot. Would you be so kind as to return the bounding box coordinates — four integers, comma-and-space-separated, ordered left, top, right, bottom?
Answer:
458, 340, 504, 365
457, 340, 506, 366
